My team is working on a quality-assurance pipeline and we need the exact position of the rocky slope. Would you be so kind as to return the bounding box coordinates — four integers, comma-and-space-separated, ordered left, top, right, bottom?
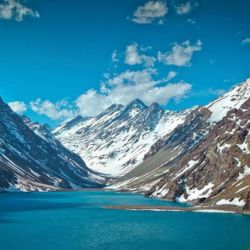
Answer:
109, 107, 211, 192
146, 98, 250, 210
110, 78, 250, 211
53, 99, 191, 177
0, 97, 103, 191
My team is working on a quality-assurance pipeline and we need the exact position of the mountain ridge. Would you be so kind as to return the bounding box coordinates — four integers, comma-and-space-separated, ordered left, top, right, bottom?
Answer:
0, 97, 104, 191
53, 98, 190, 177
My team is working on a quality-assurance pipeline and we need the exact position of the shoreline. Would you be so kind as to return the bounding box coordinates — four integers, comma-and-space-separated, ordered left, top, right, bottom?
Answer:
2, 188, 249, 216
103, 204, 250, 216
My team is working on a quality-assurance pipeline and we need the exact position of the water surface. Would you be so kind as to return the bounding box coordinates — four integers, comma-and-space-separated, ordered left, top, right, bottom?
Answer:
0, 191, 250, 250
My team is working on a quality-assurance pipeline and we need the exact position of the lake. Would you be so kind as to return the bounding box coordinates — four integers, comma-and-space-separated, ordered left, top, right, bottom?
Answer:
0, 191, 250, 250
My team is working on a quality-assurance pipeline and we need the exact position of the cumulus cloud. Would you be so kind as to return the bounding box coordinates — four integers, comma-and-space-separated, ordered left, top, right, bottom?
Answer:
0, 0, 39, 22
158, 40, 202, 67
8, 101, 27, 114
175, 1, 199, 15
131, 1, 168, 24
30, 99, 75, 121
241, 38, 250, 46
75, 69, 191, 116
124, 43, 156, 67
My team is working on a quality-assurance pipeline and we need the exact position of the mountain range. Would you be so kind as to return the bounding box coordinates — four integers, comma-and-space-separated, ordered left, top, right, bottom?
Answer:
53, 99, 190, 177
0, 78, 250, 212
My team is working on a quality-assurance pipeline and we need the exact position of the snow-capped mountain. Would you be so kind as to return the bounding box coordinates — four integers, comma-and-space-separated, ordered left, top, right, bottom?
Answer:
146, 98, 250, 210
0, 97, 103, 191
53, 99, 191, 177
110, 78, 250, 211
207, 78, 250, 122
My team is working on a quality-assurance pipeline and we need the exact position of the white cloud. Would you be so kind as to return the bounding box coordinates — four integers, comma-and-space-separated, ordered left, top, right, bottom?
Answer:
125, 44, 141, 65
131, 1, 168, 24
30, 99, 75, 121
158, 40, 202, 66
75, 69, 191, 116
241, 38, 250, 46
76, 90, 112, 117
175, 1, 199, 15
124, 43, 156, 67
111, 50, 119, 62
166, 71, 177, 81
0, 0, 39, 22
8, 101, 27, 114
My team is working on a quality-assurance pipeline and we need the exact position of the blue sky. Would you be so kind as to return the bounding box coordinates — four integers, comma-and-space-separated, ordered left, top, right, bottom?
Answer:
0, 0, 250, 126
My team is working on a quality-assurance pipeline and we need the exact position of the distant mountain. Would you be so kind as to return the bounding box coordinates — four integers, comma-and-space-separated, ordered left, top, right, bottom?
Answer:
0, 98, 104, 191
53, 99, 191, 177
110, 78, 250, 211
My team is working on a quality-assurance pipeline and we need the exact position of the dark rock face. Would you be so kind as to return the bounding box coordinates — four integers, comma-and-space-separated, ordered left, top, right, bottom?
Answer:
112, 107, 212, 193
0, 97, 103, 191
144, 107, 211, 160
243, 190, 250, 210
0, 166, 16, 189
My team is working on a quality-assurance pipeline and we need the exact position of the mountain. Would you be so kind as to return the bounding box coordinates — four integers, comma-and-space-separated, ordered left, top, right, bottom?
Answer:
0, 98, 104, 191
109, 78, 250, 211
109, 107, 211, 192
53, 99, 191, 177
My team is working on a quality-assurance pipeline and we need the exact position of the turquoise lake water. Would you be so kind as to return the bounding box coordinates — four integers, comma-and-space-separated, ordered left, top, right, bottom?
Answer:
0, 191, 250, 250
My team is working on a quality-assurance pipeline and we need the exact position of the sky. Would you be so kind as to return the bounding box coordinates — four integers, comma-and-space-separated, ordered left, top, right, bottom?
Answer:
0, 0, 250, 126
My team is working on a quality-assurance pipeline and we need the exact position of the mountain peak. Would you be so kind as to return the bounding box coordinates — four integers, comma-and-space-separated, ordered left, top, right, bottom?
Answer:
69, 115, 85, 123
105, 103, 124, 112
97, 103, 124, 119
149, 102, 161, 110
56, 115, 87, 132
126, 98, 147, 110
42, 123, 52, 132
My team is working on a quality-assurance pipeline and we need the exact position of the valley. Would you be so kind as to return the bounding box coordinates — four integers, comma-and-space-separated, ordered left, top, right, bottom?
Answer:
1, 78, 250, 214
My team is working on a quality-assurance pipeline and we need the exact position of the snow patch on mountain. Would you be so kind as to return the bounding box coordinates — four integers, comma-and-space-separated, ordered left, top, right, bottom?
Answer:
207, 78, 250, 122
